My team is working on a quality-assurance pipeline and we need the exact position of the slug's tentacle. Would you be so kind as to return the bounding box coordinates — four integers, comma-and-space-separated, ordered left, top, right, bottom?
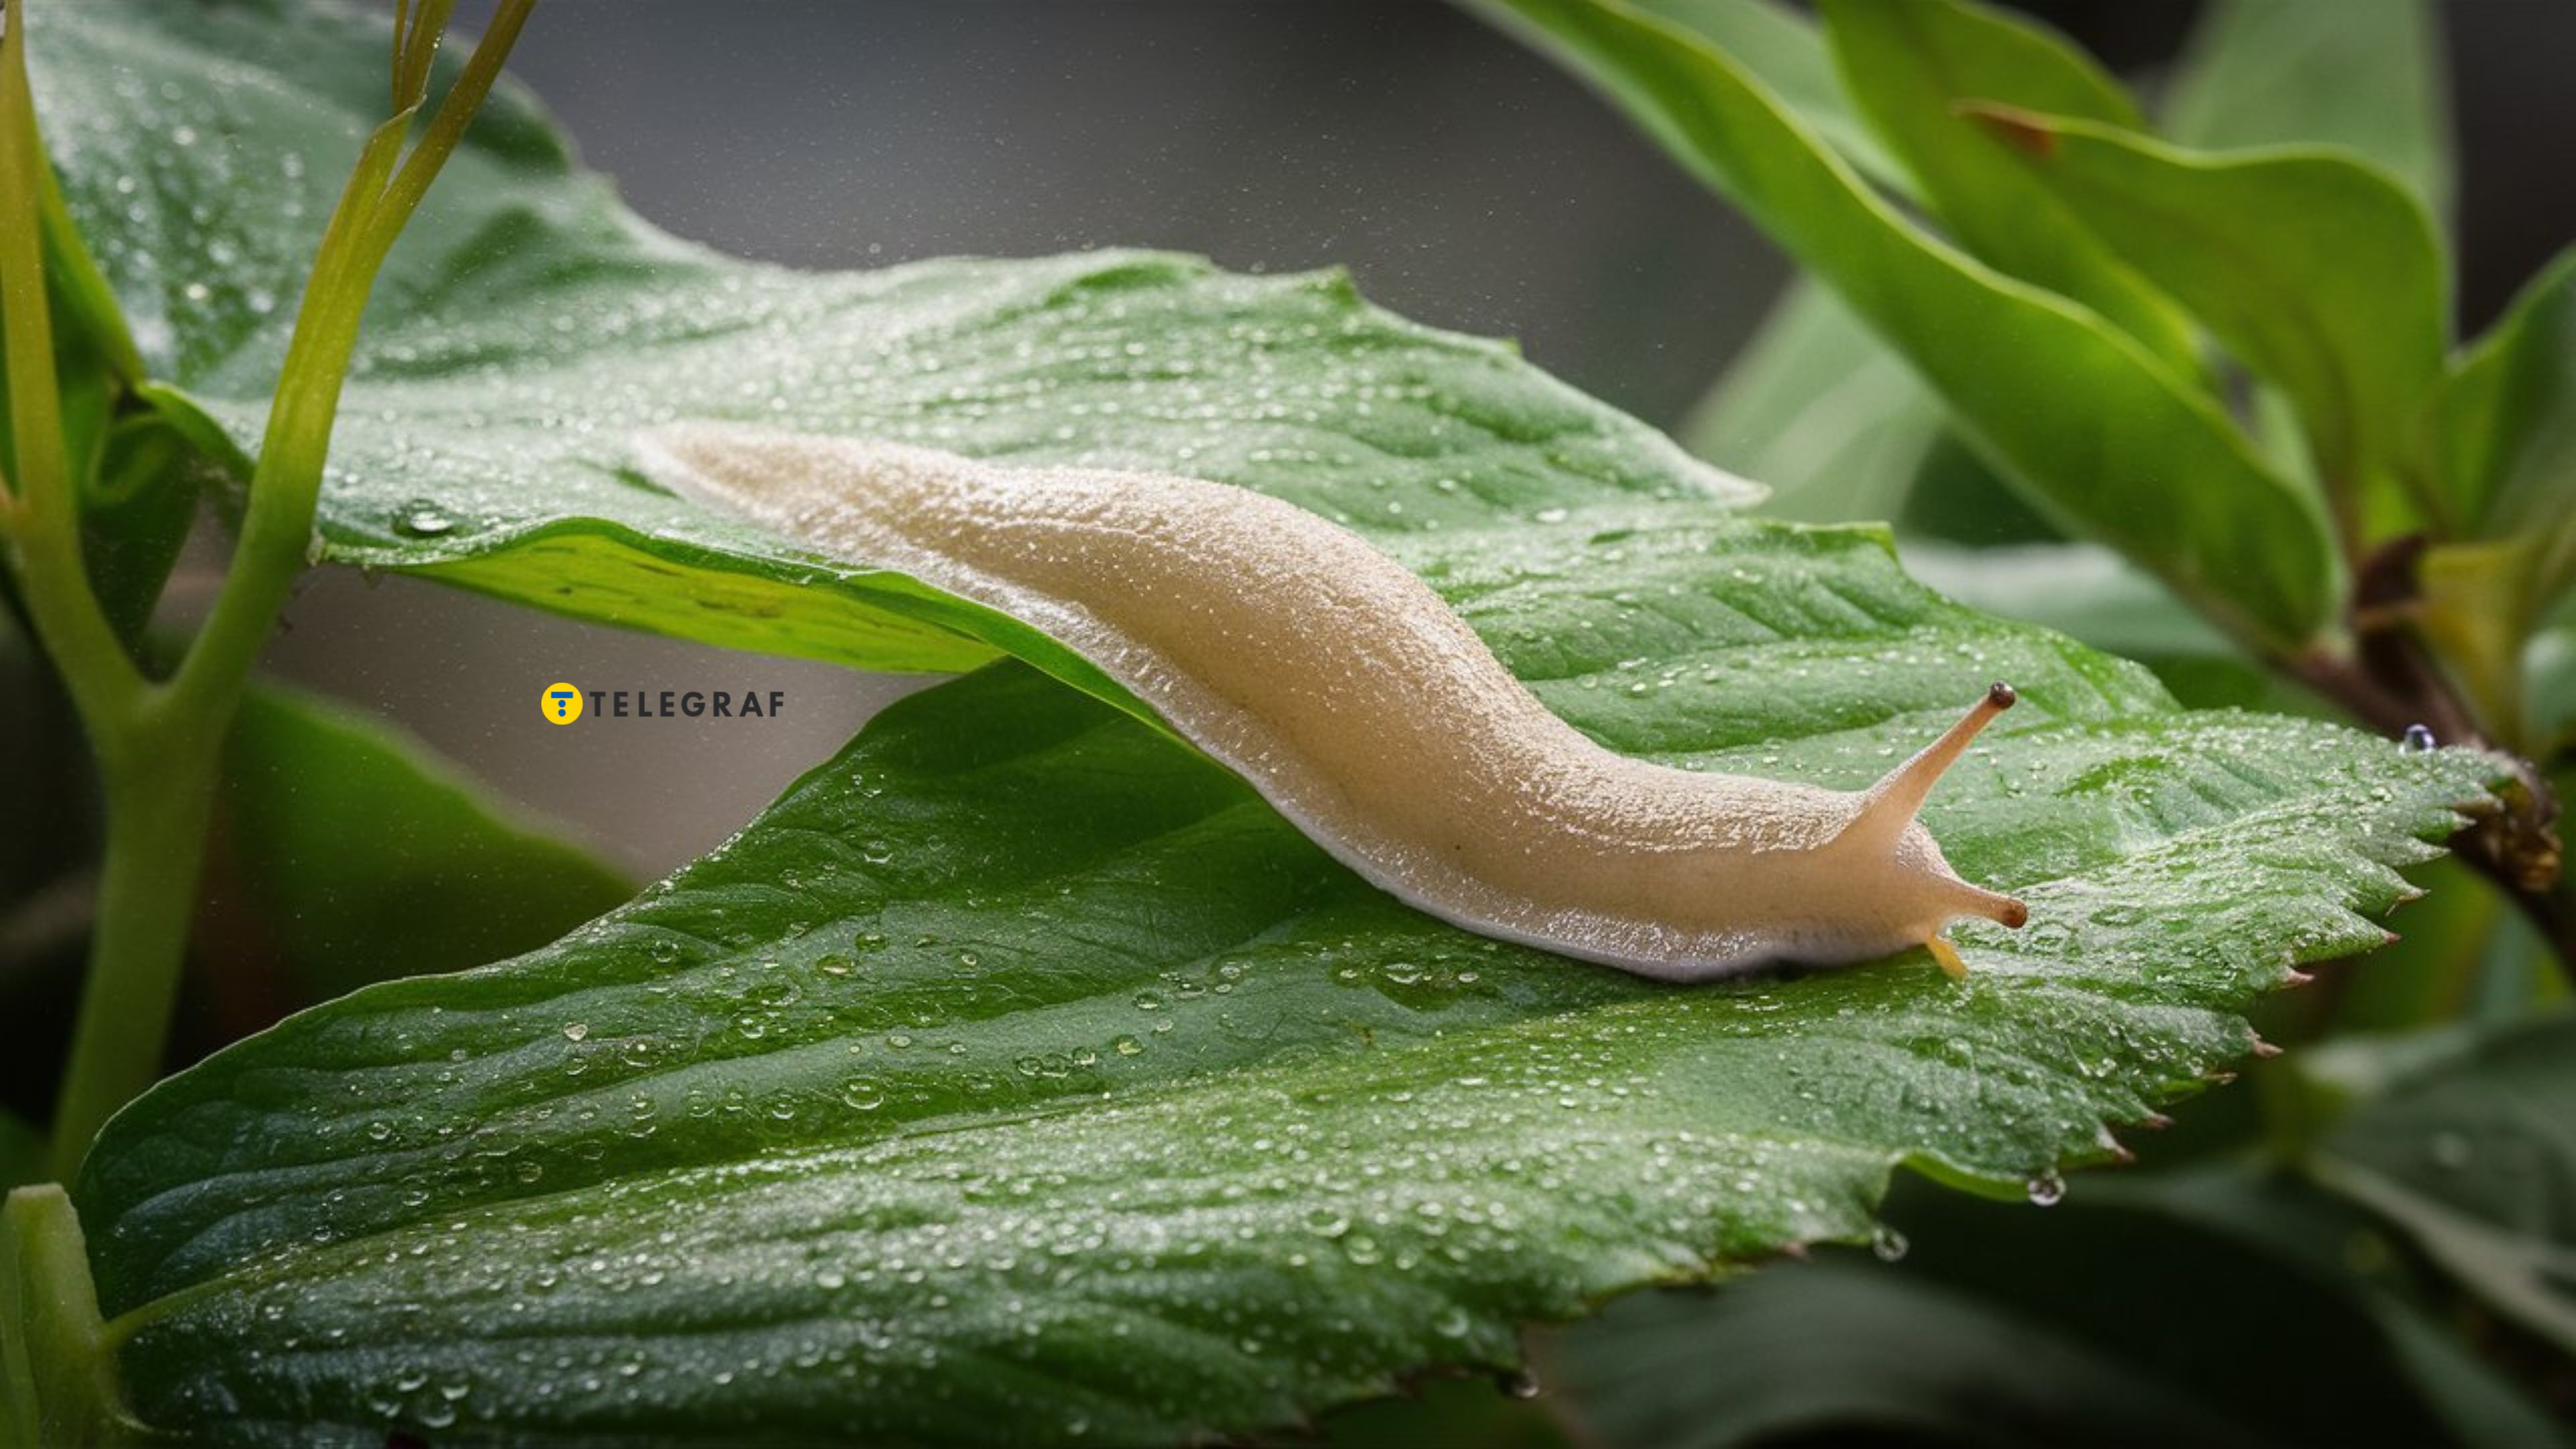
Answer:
1842, 682, 2017, 855
636, 423, 2032, 983
1837, 683, 2031, 941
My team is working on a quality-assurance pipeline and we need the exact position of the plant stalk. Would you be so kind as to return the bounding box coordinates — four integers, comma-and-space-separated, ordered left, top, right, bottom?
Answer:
0, 0, 537, 1180
42, 723, 217, 1180
2283, 543, 2572, 989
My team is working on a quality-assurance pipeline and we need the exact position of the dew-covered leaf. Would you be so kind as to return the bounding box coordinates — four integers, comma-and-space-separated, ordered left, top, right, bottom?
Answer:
28, 0, 1750, 719
80, 602, 2494, 1444
17, 1, 2512, 1444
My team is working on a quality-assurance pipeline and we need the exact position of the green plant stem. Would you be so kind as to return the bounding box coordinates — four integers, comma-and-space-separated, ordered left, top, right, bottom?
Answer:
2, 0, 537, 1181
0, 0, 138, 735
43, 714, 218, 1183
3, 1185, 139, 1445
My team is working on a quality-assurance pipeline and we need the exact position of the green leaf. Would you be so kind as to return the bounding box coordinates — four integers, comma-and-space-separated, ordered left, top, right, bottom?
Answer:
1619, 0, 1904, 193
2163, 0, 2453, 222
77, 646, 2496, 1444
1817, 0, 2200, 378
1686, 292, 2053, 547
24, 1, 2512, 1440
2430, 249, 2576, 574
1546, 1169, 2566, 1449
214, 682, 635, 1003
2414, 252, 2576, 744
1901, 541, 2232, 663
1680, 280, 1947, 524
75, 411, 199, 648
1472, 0, 2338, 655
2310, 1014, 2576, 1356
2438, 250, 2576, 537
1964, 108, 2449, 519
28, 0, 1752, 722
1550, 1273, 2279, 1448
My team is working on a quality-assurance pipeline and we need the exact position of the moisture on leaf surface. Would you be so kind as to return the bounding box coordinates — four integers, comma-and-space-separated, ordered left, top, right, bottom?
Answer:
22, 0, 2510, 1444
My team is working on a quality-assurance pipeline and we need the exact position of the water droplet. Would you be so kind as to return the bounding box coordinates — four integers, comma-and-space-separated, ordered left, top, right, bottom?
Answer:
561, 1022, 588, 1042
2401, 723, 2437, 754
2025, 1171, 2065, 1207
1870, 1224, 1909, 1262
394, 500, 457, 537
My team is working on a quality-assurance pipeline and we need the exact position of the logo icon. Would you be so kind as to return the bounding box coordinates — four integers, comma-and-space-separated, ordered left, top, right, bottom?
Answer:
542, 682, 584, 724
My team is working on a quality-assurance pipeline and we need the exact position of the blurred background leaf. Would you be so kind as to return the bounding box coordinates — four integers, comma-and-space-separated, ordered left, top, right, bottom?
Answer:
1966, 109, 2448, 542
1479, 0, 2339, 657
1535, 1171, 2566, 1448
2309, 1014, 2576, 1360
2161, 0, 2453, 222
205, 682, 635, 1008
1821, 0, 2201, 376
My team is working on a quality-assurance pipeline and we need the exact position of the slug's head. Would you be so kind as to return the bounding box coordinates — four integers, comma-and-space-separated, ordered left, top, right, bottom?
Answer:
1821, 683, 2029, 977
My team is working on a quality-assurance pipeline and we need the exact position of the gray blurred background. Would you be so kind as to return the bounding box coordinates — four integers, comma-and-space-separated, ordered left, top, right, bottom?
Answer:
262, 1, 2576, 881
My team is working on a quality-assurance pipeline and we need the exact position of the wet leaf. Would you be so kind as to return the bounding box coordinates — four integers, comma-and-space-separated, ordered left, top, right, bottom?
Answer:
18, 2, 2509, 1444
30, 0, 1751, 722
80, 629, 2495, 1445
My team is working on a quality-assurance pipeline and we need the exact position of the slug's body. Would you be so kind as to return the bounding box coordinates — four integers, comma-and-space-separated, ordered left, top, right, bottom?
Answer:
637, 425, 2028, 982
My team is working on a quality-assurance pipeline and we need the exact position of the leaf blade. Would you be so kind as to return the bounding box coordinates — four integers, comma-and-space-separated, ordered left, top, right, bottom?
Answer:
2163, 0, 2453, 221
1817, 0, 2202, 378
1472, 0, 2339, 655
1965, 108, 2449, 523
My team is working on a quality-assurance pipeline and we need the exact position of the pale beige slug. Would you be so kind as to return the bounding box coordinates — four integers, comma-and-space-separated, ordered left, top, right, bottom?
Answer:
635, 423, 2029, 982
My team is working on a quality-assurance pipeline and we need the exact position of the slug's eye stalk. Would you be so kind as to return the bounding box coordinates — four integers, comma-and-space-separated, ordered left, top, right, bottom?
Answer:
1839, 683, 2019, 857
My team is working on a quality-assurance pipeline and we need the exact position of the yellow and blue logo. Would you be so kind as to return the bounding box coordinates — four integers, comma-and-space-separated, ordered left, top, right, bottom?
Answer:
541, 682, 584, 724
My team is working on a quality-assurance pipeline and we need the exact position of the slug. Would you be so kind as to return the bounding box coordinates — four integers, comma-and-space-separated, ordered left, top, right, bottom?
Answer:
635, 424, 2029, 983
